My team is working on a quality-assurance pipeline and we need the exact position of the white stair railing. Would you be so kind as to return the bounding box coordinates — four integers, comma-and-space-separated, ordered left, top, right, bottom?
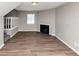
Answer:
4, 17, 19, 38
4, 17, 18, 29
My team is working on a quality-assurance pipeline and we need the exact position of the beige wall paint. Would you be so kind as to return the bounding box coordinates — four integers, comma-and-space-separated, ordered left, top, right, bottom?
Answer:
55, 2, 79, 53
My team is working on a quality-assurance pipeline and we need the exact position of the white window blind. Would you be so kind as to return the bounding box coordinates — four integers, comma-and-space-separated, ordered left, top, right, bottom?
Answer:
27, 14, 35, 24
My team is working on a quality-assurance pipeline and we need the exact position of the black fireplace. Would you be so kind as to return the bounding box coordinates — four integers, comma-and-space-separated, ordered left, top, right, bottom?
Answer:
40, 24, 49, 34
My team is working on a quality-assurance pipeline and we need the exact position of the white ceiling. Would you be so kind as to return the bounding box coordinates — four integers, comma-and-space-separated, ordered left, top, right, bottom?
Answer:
16, 2, 66, 11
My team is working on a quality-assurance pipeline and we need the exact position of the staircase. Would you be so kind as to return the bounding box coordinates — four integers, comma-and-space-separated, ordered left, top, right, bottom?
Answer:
0, 2, 21, 48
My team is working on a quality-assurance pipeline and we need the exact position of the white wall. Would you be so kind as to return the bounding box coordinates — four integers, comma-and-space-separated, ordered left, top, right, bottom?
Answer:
0, 16, 4, 48
0, 2, 21, 16
55, 2, 79, 54
38, 9, 55, 35
17, 11, 38, 31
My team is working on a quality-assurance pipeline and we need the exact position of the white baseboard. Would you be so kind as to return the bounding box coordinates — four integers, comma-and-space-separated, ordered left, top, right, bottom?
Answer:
49, 33, 55, 36
10, 31, 18, 38
0, 44, 4, 49
55, 35, 79, 55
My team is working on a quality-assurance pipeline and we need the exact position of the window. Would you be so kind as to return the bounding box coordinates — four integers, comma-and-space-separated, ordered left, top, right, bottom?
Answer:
27, 14, 35, 24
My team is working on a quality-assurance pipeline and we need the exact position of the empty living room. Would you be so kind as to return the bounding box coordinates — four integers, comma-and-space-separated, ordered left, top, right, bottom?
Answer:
0, 0, 79, 57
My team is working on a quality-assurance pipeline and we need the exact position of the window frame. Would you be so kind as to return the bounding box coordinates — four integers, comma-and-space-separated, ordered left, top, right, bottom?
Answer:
27, 14, 35, 24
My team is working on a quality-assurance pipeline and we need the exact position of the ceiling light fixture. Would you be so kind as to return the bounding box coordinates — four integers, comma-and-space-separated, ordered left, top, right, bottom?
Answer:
32, 2, 38, 5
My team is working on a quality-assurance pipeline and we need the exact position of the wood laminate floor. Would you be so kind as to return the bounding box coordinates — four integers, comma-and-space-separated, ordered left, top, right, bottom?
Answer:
0, 32, 78, 56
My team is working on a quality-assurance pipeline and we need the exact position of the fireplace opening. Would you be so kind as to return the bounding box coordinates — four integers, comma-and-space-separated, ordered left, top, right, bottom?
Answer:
40, 24, 49, 34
